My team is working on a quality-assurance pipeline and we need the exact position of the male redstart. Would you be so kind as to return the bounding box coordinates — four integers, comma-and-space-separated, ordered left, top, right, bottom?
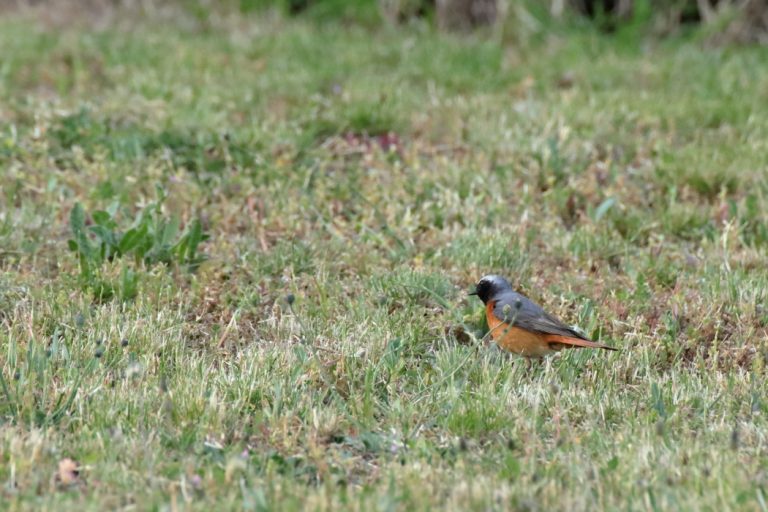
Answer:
469, 275, 616, 357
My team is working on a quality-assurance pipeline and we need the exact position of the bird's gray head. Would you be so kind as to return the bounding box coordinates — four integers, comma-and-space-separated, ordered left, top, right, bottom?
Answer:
469, 275, 513, 304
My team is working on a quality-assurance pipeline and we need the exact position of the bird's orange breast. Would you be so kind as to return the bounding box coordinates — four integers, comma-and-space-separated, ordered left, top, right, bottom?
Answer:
485, 301, 556, 358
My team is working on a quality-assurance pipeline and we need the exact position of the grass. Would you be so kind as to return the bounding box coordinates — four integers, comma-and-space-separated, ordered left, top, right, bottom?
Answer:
1, 8, 768, 511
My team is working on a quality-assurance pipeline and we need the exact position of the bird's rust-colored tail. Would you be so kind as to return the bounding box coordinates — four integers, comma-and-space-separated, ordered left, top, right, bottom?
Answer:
543, 335, 617, 351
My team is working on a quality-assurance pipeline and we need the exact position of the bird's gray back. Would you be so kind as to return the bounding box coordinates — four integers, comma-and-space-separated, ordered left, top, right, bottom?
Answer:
492, 291, 545, 320
491, 290, 590, 341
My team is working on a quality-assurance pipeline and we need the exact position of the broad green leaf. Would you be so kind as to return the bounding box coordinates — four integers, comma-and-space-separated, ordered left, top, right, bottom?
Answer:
106, 201, 120, 217
183, 219, 203, 262
89, 225, 115, 246
160, 217, 180, 248
70, 203, 93, 259
70, 202, 86, 233
92, 210, 112, 227
594, 197, 616, 221
119, 224, 148, 255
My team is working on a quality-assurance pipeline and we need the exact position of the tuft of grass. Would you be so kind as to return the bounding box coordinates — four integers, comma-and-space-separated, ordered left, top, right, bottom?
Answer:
67, 187, 208, 301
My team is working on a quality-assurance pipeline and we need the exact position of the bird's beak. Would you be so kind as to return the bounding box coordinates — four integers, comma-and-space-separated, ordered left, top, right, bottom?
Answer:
468, 287, 478, 296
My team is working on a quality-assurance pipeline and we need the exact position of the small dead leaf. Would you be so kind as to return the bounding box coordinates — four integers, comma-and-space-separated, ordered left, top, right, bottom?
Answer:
56, 458, 80, 487
445, 324, 472, 345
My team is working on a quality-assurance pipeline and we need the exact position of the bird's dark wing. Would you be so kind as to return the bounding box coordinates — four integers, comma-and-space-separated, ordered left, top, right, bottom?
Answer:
492, 291, 591, 341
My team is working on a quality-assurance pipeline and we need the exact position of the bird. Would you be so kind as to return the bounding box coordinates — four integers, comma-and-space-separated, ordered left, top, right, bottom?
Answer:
469, 275, 616, 357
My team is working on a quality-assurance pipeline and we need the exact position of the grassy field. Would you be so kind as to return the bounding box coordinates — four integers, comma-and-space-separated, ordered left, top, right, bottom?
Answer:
1, 8, 768, 511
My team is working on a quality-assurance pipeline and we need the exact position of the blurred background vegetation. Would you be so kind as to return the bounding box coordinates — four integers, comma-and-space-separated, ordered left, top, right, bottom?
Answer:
3, 0, 768, 45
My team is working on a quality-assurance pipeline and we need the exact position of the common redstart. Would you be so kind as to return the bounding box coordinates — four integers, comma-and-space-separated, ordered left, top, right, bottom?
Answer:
469, 275, 616, 357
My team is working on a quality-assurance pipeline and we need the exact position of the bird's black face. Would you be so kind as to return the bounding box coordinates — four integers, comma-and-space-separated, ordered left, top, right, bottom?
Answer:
469, 275, 513, 304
